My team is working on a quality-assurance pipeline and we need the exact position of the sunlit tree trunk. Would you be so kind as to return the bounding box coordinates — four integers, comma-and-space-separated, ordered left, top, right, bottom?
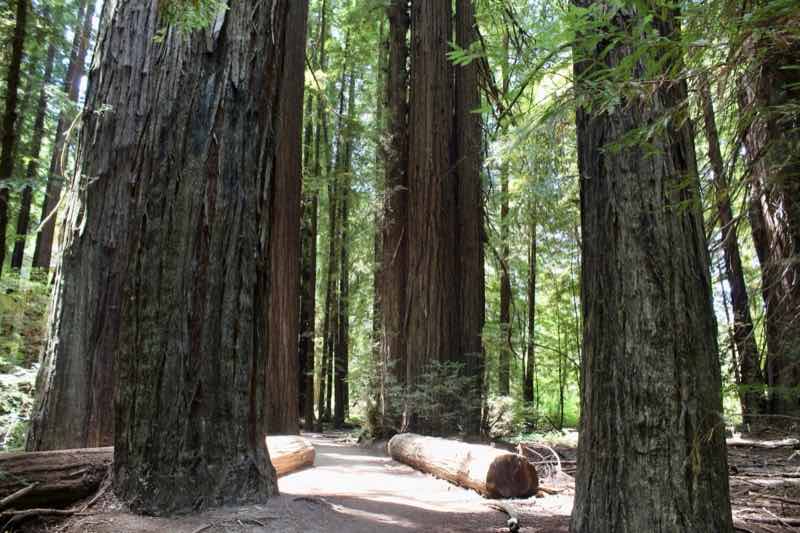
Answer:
523, 218, 537, 404
32, 0, 93, 272
699, 76, 765, 417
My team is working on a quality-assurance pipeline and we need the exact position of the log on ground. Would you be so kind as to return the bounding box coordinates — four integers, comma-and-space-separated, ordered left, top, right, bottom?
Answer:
388, 433, 538, 498
0, 436, 315, 510
268, 435, 315, 477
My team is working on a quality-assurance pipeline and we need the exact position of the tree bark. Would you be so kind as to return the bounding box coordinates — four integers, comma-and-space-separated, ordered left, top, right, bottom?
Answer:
10, 39, 57, 271
388, 433, 538, 499
699, 76, 765, 417
570, 3, 733, 532
523, 218, 536, 404
24, 0, 295, 514
32, 0, 93, 272
455, 0, 485, 436
405, 0, 484, 435
498, 167, 511, 396
265, 0, 309, 435
379, 0, 410, 430
333, 69, 356, 428
739, 15, 800, 415
0, 0, 29, 276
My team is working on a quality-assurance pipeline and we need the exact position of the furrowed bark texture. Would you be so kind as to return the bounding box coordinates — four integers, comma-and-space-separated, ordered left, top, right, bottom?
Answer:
406, 0, 459, 433
699, 77, 765, 417
740, 19, 800, 415
405, 0, 484, 435
25, 0, 111, 453
455, 0, 485, 436
0, 0, 28, 276
11, 39, 57, 270
27, 0, 292, 514
380, 0, 409, 426
265, 0, 309, 435
570, 4, 733, 532
32, 0, 94, 271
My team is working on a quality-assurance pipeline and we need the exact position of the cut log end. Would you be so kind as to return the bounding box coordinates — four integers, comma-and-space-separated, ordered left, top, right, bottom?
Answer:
486, 454, 539, 499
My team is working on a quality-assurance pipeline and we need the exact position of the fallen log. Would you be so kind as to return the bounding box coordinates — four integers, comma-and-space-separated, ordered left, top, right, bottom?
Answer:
727, 437, 799, 449
267, 435, 315, 477
0, 436, 314, 510
388, 433, 538, 498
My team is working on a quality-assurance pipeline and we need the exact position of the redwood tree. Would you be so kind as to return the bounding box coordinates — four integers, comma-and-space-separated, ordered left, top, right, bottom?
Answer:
570, 2, 733, 531
32, 0, 94, 272
0, 0, 29, 276
404, 0, 484, 435
28, 0, 296, 514
265, 0, 309, 435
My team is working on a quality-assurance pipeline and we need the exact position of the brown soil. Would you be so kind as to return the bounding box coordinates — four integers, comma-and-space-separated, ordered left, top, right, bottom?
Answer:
17, 430, 800, 532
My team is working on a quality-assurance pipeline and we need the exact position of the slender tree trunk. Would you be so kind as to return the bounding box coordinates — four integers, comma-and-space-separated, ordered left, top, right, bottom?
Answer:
498, 167, 511, 395
32, 0, 93, 272
11, 40, 57, 270
380, 0, 410, 430
322, 61, 348, 424
570, 3, 733, 532
299, 93, 317, 427
523, 218, 536, 404
739, 16, 800, 415
108, 0, 292, 514
265, 0, 309, 435
0, 0, 29, 276
455, 0, 485, 436
334, 68, 356, 428
699, 76, 765, 417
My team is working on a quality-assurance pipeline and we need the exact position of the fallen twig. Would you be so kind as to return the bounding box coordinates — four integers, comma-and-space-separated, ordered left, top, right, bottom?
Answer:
486, 501, 520, 533
0, 483, 38, 511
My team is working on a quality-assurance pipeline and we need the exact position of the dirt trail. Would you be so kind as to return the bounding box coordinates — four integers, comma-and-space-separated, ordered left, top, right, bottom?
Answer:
58, 432, 570, 533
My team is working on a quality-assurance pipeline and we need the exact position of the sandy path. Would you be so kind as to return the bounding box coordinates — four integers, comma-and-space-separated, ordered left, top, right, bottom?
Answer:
59, 432, 571, 532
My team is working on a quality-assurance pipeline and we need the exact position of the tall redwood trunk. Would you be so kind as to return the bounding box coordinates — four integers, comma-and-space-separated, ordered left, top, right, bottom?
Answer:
109, 0, 292, 513
739, 11, 800, 415
699, 76, 765, 417
455, 0, 485, 435
11, 40, 57, 270
32, 0, 93, 272
333, 69, 356, 428
0, 0, 28, 276
265, 0, 309, 435
380, 0, 409, 429
570, 3, 733, 532
498, 167, 511, 396
405, 0, 484, 435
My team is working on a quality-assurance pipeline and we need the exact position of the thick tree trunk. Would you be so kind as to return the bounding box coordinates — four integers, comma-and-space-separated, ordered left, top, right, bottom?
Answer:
699, 76, 765, 417
32, 0, 93, 272
0, 437, 313, 511
405, 0, 459, 434
0, 0, 28, 276
455, 0, 485, 436
10, 39, 57, 271
523, 218, 536, 404
388, 433, 538, 499
265, 0, 309, 435
26, 0, 293, 515
379, 0, 410, 430
739, 21, 800, 415
570, 4, 733, 532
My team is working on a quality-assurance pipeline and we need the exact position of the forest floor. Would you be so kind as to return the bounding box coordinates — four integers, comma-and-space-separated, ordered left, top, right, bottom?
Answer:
21, 429, 800, 532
